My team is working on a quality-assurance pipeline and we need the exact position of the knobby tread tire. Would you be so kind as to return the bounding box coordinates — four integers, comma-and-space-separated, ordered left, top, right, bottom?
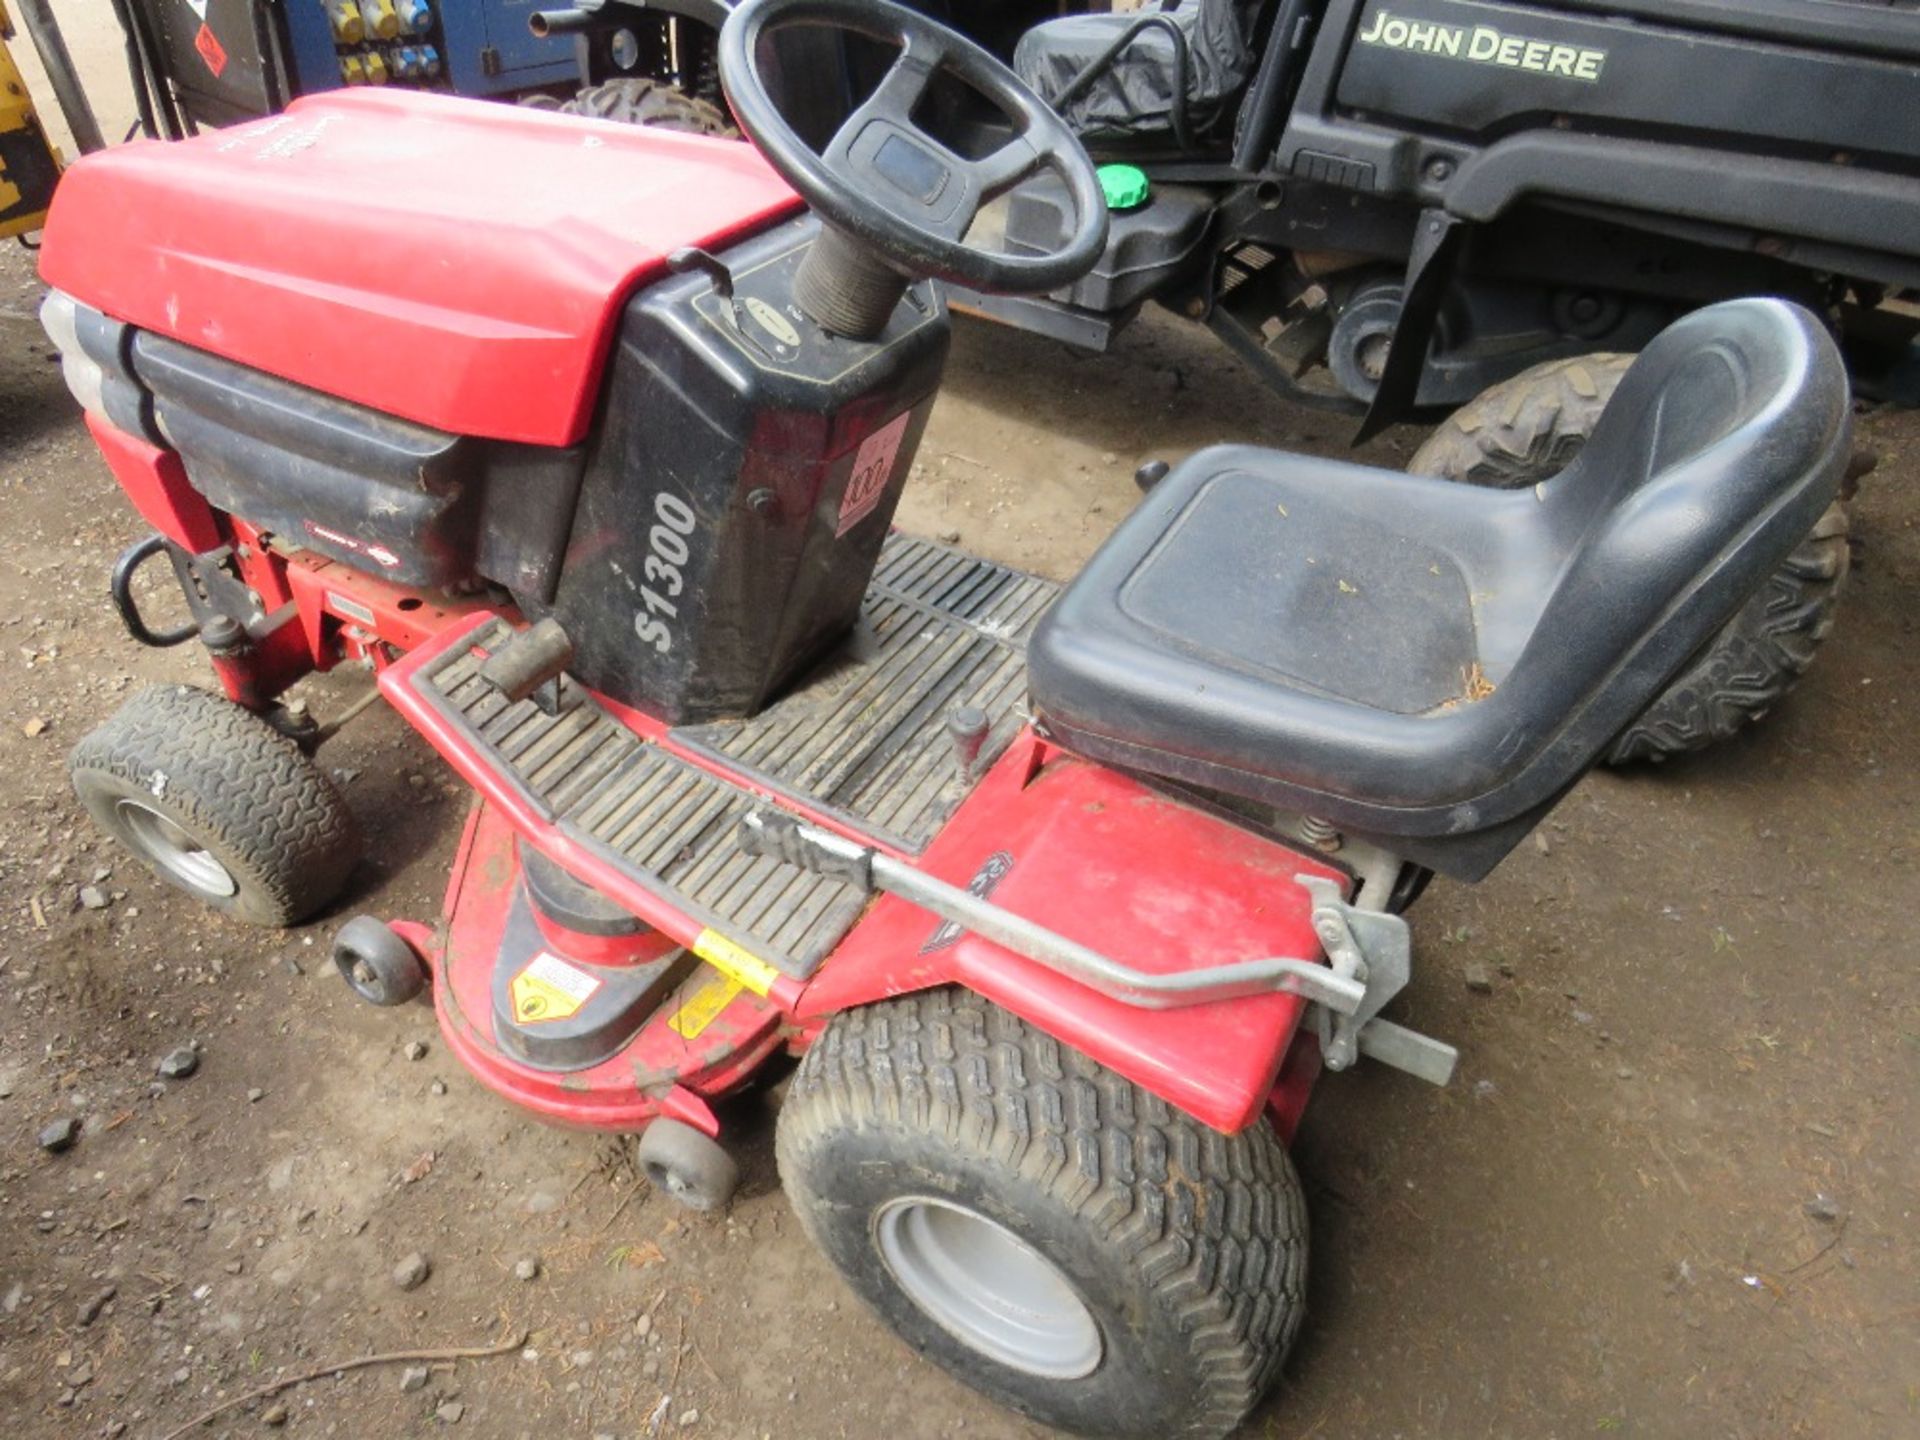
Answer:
69, 684, 361, 927
1410, 352, 1630, 489
1604, 501, 1850, 764
1410, 353, 1850, 764
776, 989, 1307, 1440
524, 78, 734, 136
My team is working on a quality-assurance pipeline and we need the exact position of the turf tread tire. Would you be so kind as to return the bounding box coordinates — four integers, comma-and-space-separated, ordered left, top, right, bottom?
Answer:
1410, 354, 1849, 765
69, 684, 361, 927
776, 989, 1307, 1440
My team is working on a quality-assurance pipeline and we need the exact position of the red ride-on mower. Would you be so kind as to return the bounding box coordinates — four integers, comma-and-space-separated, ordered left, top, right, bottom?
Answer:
41, 0, 1849, 1433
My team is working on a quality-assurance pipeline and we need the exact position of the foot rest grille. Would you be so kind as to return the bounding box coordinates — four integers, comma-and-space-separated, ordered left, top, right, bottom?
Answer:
410, 624, 869, 981
673, 535, 1058, 849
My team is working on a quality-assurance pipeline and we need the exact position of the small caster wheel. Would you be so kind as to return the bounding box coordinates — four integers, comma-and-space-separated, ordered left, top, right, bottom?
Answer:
637, 1117, 738, 1212
333, 915, 427, 1006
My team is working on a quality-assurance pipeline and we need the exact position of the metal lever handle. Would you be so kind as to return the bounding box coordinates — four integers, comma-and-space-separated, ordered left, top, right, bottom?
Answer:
737, 810, 1366, 1013
528, 1, 603, 37
668, 247, 754, 335
111, 534, 200, 648
738, 810, 1457, 1086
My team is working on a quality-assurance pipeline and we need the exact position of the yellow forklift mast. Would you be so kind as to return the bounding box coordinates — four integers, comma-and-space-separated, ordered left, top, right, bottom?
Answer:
0, 0, 61, 238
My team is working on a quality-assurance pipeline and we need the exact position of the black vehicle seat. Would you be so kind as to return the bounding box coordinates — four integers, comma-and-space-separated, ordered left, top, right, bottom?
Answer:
1027, 299, 1851, 879
1013, 0, 1261, 143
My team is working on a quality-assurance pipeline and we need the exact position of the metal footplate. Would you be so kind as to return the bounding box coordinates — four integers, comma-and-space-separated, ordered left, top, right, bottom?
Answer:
402, 619, 875, 981
737, 812, 1458, 1087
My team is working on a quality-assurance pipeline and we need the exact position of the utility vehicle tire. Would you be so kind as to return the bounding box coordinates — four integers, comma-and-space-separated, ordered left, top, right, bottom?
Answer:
522, 78, 734, 136
777, 989, 1308, 1440
1410, 353, 1851, 765
70, 685, 361, 927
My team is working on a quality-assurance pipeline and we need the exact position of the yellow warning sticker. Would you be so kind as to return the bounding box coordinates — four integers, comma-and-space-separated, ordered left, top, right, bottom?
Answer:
508, 952, 602, 1025
668, 971, 746, 1040
692, 928, 781, 997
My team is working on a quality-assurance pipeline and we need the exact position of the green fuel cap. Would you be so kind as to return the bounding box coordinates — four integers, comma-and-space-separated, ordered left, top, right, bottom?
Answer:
1098, 163, 1150, 212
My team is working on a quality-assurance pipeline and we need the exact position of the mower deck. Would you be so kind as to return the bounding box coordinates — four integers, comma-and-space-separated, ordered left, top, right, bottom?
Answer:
434, 799, 787, 1131
397, 535, 1055, 980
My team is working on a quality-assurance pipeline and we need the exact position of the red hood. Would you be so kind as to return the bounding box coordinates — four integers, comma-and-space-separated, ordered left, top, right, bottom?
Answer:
40, 90, 802, 446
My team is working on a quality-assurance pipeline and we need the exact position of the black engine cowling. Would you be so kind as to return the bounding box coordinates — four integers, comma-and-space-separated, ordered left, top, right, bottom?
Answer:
49, 214, 950, 727
534, 216, 951, 724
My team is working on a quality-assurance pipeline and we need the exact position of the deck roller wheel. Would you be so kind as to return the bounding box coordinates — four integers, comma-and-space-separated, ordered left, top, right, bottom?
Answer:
333, 915, 427, 1007
638, 1118, 739, 1212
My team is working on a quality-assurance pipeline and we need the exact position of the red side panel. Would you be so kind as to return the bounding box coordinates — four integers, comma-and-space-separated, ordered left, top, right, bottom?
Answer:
39, 91, 801, 446
800, 738, 1348, 1134
85, 415, 222, 553
379, 614, 1340, 1134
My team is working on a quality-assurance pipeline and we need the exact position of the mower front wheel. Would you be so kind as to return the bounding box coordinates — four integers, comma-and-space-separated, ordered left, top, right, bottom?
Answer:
777, 990, 1308, 1440
70, 685, 361, 927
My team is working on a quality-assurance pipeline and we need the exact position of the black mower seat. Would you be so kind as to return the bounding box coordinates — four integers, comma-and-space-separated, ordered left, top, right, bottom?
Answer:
1014, 0, 1257, 141
1028, 299, 1850, 879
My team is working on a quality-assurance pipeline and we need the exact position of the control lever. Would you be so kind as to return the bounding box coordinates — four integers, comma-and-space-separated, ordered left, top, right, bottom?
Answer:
527, 1, 602, 37
735, 811, 1369, 1013
946, 706, 990, 780
668, 247, 750, 333
478, 618, 578, 716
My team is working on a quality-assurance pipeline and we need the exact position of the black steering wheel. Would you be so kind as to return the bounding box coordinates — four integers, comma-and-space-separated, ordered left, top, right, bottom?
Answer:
718, 0, 1109, 302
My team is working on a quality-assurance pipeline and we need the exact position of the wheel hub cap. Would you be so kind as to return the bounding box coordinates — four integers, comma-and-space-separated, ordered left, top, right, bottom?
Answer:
874, 1197, 1102, 1380
115, 799, 237, 899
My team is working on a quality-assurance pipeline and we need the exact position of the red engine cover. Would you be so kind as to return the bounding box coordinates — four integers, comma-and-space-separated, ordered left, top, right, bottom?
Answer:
38, 91, 801, 447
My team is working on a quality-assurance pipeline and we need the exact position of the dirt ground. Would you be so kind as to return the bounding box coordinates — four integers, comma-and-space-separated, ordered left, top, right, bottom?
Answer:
0, 42, 1918, 1440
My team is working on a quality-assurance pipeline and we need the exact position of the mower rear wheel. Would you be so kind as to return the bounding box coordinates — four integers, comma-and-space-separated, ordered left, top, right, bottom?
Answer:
522, 78, 734, 136
1410, 353, 1851, 765
777, 989, 1308, 1440
70, 684, 361, 927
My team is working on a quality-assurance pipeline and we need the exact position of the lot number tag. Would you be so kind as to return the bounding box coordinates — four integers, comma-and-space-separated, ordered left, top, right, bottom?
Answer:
837, 412, 912, 536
